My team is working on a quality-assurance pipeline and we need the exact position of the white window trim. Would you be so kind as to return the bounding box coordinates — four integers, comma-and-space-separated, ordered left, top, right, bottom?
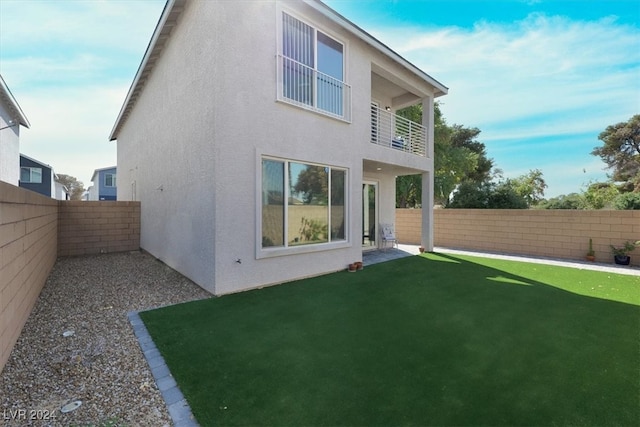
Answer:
104, 173, 116, 187
256, 154, 350, 260
276, 4, 351, 123
20, 167, 42, 184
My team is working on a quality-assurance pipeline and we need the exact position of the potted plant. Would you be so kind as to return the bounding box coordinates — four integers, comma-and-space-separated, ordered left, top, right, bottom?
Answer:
609, 240, 640, 266
348, 263, 357, 273
586, 238, 595, 262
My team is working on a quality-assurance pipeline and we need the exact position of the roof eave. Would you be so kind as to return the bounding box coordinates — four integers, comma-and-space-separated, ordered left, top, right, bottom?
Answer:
304, 0, 448, 97
109, 0, 186, 141
0, 74, 31, 128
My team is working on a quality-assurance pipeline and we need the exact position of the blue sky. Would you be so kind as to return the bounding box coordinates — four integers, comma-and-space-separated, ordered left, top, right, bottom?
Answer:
1, 0, 639, 197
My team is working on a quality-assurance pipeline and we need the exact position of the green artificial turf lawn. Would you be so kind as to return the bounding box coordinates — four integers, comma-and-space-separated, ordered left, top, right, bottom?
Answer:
140, 253, 640, 426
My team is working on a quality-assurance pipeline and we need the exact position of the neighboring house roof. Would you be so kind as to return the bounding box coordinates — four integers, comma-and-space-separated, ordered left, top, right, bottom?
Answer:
0, 74, 31, 129
108, 0, 448, 141
90, 166, 117, 182
20, 153, 52, 169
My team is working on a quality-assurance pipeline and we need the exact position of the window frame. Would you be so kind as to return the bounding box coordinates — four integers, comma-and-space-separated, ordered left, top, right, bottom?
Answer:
20, 167, 42, 184
257, 155, 350, 259
277, 6, 350, 122
104, 173, 116, 187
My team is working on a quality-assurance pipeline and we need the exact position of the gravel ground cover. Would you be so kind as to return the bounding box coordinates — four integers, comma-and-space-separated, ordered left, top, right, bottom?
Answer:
0, 251, 211, 426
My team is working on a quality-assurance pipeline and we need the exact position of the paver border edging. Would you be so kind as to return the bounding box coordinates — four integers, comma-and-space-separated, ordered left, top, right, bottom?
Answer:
128, 311, 199, 427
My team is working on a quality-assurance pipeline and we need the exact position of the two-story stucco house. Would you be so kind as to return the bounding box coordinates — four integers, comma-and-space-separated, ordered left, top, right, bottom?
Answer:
110, 0, 447, 295
88, 166, 117, 201
0, 75, 30, 186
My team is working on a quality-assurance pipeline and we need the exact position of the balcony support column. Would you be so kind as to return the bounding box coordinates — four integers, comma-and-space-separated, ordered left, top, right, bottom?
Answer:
421, 95, 434, 251
421, 171, 434, 251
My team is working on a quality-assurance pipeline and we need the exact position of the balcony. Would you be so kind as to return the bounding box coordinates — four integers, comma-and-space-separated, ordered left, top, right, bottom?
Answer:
277, 55, 352, 122
370, 103, 427, 157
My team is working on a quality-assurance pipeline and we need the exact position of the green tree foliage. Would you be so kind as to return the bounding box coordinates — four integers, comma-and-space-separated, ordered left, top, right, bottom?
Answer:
56, 174, 85, 200
448, 170, 543, 209
509, 169, 547, 206
395, 103, 493, 206
396, 174, 421, 208
581, 182, 619, 210
449, 124, 493, 184
591, 114, 640, 192
448, 179, 529, 209
613, 192, 640, 210
292, 166, 327, 204
538, 193, 584, 210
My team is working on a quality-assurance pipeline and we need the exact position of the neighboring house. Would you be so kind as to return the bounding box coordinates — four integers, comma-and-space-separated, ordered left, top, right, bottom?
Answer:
110, 0, 447, 295
54, 180, 70, 200
89, 166, 117, 201
19, 154, 68, 200
0, 74, 30, 186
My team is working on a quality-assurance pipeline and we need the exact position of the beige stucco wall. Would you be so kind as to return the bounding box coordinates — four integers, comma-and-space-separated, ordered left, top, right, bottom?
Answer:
0, 182, 57, 373
397, 208, 640, 267
116, 1, 438, 294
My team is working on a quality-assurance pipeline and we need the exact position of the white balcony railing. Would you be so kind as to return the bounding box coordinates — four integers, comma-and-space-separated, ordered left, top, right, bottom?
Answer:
277, 55, 351, 122
370, 103, 427, 157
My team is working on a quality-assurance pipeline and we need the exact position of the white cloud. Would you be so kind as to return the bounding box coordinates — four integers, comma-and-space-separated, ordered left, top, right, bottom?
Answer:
367, 13, 639, 196
17, 83, 127, 184
372, 13, 639, 129
0, 0, 166, 186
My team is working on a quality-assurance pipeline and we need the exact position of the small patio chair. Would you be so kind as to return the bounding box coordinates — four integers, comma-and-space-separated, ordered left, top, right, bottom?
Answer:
380, 223, 398, 249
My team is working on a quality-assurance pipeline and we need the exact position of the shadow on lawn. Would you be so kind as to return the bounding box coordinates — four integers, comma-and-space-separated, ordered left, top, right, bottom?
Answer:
142, 253, 640, 427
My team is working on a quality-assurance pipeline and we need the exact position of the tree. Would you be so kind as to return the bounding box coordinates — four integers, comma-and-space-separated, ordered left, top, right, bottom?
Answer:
613, 192, 640, 210
396, 174, 421, 208
395, 102, 492, 206
56, 174, 85, 200
292, 166, 328, 204
447, 170, 543, 209
539, 193, 584, 210
581, 182, 619, 210
591, 115, 640, 192
510, 169, 547, 206
449, 124, 493, 184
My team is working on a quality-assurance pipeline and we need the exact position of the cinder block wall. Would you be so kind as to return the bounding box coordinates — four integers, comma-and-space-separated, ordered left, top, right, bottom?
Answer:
397, 208, 640, 267
0, 182, 58, 371
58, 201, 141, 257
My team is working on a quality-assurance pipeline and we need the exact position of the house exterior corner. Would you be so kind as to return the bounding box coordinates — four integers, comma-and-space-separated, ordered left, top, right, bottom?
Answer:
111, 0, 446, 295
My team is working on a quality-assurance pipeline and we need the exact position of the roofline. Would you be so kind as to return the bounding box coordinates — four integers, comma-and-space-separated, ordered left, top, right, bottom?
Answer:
19, 153, 52, 169
91, 166, 117, 182
109, 0, 448, 141
304, 0, 448, 97
109, 0, 185, 141
0, 74, 31, 129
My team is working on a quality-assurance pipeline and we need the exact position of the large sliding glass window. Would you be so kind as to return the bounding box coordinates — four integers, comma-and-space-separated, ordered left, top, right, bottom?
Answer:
281, 12, 345, 117
261, 158, 346, 249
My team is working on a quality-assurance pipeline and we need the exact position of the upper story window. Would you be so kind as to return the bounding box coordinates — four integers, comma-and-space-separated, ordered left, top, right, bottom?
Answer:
20, 167, 42, 184
105, 173, 116, 187
278, 12, 351, 121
